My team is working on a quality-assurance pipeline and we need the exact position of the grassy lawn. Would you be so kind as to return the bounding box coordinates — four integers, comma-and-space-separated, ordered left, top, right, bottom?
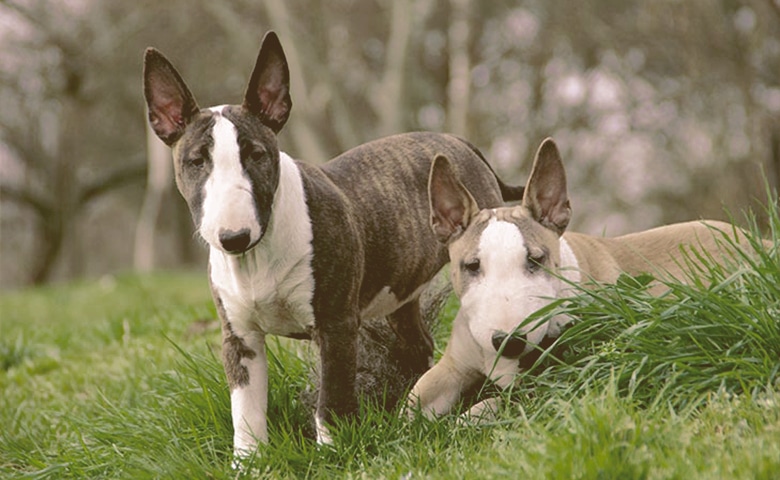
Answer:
2, 210, 779, 478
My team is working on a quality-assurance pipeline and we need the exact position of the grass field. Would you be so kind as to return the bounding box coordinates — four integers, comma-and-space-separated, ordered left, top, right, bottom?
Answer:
2, 208, 779, 479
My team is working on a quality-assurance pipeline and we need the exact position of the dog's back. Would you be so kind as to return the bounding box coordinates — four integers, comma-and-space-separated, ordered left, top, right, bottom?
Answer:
315, 132, 516, 309
567, 220, 767, 292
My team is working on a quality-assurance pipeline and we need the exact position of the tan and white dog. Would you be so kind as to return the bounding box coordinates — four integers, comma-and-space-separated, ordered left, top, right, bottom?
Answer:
408, 137, 768, 418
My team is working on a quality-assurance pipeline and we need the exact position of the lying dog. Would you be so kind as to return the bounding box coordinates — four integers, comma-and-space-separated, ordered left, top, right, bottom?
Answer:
408, 137, 770, 418
143, 32, 524, 456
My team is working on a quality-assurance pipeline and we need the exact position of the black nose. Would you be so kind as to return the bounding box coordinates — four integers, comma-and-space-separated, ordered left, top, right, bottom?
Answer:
491, 331, 527, 358
219, 228, 252, 253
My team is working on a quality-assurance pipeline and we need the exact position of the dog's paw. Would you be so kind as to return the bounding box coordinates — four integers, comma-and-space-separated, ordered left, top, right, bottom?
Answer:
231, 448, 262, 475
315, 415, 334, 445
400, 395, 418, 421
457, 397, 503, 426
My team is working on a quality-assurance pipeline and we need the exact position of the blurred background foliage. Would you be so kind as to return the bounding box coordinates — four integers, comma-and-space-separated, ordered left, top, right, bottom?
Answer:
1, 0, 778, 288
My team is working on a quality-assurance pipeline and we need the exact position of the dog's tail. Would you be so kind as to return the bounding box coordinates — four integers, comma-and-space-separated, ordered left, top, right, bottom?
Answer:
453, 135, 525, 203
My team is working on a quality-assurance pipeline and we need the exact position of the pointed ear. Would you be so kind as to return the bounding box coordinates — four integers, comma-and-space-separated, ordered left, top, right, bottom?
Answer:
428, 154, 481, 244
143, 48, 199, 146
522, 138, 571, 236
243, 31, 292, 133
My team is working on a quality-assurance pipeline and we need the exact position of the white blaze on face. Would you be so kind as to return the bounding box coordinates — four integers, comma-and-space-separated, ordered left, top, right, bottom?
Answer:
199, 107, 261, 251
460, 218, 559, 355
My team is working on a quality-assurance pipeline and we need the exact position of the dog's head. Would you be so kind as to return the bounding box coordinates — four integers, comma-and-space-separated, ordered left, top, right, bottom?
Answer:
429, 138, 573, 360
143, 32, 292, 255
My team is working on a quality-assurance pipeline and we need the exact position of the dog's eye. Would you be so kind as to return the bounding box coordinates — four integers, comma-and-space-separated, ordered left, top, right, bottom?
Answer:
463, 258, 481, 275
527, 252, 547, 273
187, 146, 210, 169
248, 150, 268, 163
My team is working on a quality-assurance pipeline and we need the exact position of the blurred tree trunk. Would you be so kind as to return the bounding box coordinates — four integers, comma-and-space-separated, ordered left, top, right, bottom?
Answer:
446, 0, 472, 137
0, 184, 61, 284
0, 154, 145, 284
134, 124, 172, 272
374, 0, 412, 137
263, 0, 329, 162
770, 120, 780, 193
319, 8, 363, 153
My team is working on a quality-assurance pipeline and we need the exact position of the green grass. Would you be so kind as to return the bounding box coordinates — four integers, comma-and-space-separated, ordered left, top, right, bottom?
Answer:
1, 204, 779, 479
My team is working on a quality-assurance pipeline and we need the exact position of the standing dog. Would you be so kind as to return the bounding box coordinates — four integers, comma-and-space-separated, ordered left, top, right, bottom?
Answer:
142, 32, 524, 456
408, 138, 769, 418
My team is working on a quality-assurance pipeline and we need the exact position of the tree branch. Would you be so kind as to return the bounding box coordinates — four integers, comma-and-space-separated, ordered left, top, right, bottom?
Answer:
0, 183, 54, 217
77, 157, 148, 207
446, 0, 473, 136
262, 0, 329, 162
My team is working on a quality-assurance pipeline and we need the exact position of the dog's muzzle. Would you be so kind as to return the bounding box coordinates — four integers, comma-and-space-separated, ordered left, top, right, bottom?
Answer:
491, 331, 527, 358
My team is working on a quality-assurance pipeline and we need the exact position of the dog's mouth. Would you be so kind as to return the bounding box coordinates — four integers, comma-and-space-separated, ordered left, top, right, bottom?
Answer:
491, 331, 528, 358
223, 242, 261, 256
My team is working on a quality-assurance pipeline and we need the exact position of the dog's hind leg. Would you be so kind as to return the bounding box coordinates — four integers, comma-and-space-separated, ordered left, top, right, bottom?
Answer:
387, 298, 434, 375
315, 313, 360, 444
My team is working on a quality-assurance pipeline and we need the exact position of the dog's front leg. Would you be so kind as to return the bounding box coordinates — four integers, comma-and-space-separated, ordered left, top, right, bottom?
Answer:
315, 314, 359, 444
221, 319, 269, 458
460, 397, 503, 425
406, 315, 483, 418
406, 353, 482, 419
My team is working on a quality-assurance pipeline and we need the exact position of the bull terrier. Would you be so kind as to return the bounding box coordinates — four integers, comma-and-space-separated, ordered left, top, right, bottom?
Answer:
142, 32, 524, 457
408, 137, 770, 419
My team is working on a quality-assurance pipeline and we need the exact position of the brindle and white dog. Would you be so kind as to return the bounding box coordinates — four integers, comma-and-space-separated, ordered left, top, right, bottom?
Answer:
143, 32, 524, 457
408, 138, 770, 418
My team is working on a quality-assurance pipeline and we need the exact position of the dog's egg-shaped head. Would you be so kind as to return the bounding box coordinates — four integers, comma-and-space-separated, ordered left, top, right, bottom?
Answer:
174, 106, 281, 254
429, 139, 576, 367
144, 32, 291, 255
452, 208, 566, 358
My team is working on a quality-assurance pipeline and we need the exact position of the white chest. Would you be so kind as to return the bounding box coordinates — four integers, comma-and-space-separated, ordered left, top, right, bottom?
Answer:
209, 153, 316, 337
210, 253, 316, 337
